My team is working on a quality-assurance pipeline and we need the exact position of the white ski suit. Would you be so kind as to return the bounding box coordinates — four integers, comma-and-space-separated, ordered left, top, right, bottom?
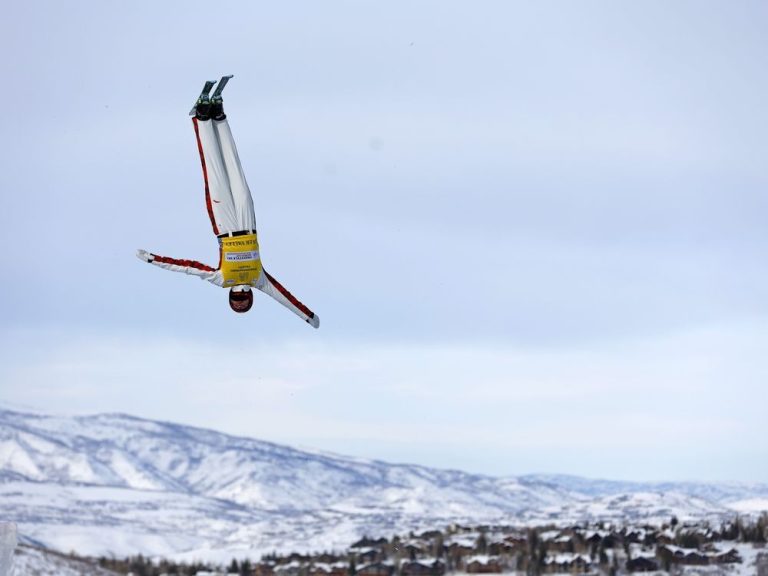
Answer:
137, 112, 319, 328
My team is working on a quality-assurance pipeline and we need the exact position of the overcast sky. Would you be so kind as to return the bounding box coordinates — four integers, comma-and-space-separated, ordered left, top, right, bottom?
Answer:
1, 1, 767, 483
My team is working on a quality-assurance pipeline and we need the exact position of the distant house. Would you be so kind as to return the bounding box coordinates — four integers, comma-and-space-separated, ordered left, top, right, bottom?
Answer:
623, 529, 646, 544
447, 538, 475, 554
253, 562, 276, 576
655, 530, 675, 546
357, 561, 394, 576
446, 542, 474, 567
601, 533, 620, 548
584, 531, 603, 547
625, 556, 659, 572
352, 537, 389, 549
581, 529, 616, 549
304, 562, 347, 576
543, 553, 591, 574
274, 561, 303, 576
307, 563, 332, 576
400, 542, 427, 560
502, 534, 527, 547
315, 554, 343, 565
465, 555, 504, 574
658, 545, 708, 566
710, 548, 741, 564
487, 540, 516, 556
399, 559, 445, 576
548, 535, 574, 553
354, 548, 379, 564
328, 562, 350, 576
287, 554, 312, 564
498, 535, 526, 555
538, 530, 561, 544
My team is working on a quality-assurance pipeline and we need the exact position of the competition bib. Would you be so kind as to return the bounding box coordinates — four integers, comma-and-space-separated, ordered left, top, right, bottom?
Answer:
220, 234, 262, 286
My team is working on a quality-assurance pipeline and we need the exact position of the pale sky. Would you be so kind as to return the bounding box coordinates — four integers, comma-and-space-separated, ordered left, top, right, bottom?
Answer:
1, 1, 767, 482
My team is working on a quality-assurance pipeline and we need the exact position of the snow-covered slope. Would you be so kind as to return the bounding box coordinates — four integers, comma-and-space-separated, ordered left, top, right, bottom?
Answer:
11, 544, 119, 576
0, 409, 766, 562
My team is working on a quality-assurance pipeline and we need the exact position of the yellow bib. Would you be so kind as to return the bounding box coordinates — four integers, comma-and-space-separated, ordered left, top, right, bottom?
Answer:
220, 234, 262, 287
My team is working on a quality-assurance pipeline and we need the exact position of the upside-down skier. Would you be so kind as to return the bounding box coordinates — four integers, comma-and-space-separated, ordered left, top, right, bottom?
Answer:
137, 77, 319, 328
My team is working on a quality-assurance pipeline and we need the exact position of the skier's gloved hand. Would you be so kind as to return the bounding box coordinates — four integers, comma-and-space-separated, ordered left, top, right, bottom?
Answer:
136, 249, 154, 263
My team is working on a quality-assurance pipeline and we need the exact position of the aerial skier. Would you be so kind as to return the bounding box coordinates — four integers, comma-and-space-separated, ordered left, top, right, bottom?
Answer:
137, 76, 319, 328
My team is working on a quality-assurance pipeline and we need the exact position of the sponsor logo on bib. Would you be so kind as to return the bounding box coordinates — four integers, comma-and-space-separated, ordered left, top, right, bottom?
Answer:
225, 250, 259, 262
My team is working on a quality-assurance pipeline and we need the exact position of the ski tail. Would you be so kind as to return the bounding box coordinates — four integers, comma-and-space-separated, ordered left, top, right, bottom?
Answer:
211, 75, 234, 102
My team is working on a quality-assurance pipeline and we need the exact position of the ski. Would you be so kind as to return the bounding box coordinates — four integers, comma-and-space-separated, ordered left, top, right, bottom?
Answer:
189, 80, 217, 116
210, 75, 234, 102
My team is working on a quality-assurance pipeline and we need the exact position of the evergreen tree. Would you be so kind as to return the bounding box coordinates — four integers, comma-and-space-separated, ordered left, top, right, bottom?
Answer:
757, 513, 768, 543
432, 533, 444, 558
475, 531, 488, 555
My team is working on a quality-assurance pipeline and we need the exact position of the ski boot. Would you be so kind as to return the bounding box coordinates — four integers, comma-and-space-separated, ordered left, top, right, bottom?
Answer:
195, 97, 213, 121
191, 80, 216, 120
210, 98, 225, 121
210, 75, 233, 121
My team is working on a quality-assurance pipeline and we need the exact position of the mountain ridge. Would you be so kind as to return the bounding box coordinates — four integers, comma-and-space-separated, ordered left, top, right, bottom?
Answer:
1, 408, 766, 561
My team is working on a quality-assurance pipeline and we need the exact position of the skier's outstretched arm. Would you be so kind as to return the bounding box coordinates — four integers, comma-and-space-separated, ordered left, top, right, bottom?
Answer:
136, 249, 222, 284
258, 269, 320, 328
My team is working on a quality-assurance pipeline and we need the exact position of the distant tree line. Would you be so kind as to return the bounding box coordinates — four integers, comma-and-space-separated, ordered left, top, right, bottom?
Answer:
97, 553, 253, 575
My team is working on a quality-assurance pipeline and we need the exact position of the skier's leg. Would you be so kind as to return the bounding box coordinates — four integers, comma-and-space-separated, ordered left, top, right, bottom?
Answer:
212, 117, 257, 232
192, 116, 239, 235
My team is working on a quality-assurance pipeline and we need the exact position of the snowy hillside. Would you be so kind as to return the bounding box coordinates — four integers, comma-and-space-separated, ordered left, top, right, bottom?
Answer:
0, 408, 766, 562
11, 544, 119, 576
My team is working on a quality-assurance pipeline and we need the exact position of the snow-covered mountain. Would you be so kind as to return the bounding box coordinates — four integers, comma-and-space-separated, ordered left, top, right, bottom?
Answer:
0, 408, 766, 562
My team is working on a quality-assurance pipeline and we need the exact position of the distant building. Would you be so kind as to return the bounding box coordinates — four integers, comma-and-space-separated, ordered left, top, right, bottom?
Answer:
274, 561, 303, 576
658, 545, 708, 566
328, 562, 350, 576
464, 555, 504, 574
655, 529, 675, 546
543, 553, 591, 574
315, 554, 343, 565
399, 559, 445, 576
625, 556, 659, 572
307, 563, 332, 576
351, 537, 389, 549
548, 535, 575, 553
354, 548, 379, 564
357, 561, 394, 576
253, 562, 276, 576
710, 548, 741, 564
305, 561, 348, 576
